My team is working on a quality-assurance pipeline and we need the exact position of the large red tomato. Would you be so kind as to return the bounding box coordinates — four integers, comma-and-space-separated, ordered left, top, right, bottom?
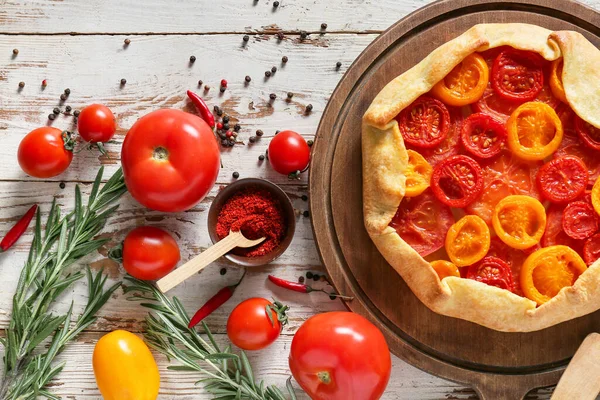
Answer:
289, 312, 391, 400
122, 226, 180, 280
121, 109, 220, 212
18, 127, 73, 178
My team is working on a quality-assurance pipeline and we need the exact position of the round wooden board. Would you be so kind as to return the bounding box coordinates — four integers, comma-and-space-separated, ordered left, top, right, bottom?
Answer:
309, 0, 600, 398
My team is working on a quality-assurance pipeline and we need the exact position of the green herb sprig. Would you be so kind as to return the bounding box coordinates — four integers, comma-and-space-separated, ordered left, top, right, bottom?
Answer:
124, 276, 298, 400
0, 167, 127, 399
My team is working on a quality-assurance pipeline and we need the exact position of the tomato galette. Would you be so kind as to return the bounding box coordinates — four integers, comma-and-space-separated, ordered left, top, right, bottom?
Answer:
362, 23, 600, 332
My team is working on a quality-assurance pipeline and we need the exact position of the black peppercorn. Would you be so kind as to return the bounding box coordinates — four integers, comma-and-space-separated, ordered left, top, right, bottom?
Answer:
249, 136, 257, 143
306, 271, 314, 279
271, 66, 277, 73
300, 31, 308, 39
220, 268, 227, 275
277, 32, 284, 40
287, 92, 293, 99
245, 75, 251, 83
269, 93, 277, 100
275, 130, 280, 134
312, 273, 320, 281
223, 123, 230, 131
216, 108, 223, 116
60, 93, 67, 101
265, 70, 272, 77
12, 48, 19, 55
256, 129, 264, 137
220, 86, 226, 93
73, 110, 80, 117
336, 61, 342, 68
282, 55, 288, 63
243, 35, 249, 42
299, 276, 305, 283
234, 123, 241, 132
304, 210, 310, 218
301, 195, 308, 201
221, 139, 228, 147
198, 80, 203, 86
59, 182, 66, 189
64, 88, 70, 95
120, 78, 127, 85
48, 113, 56, 121
273, 1, 279, 7
223, 115, 230, 123
228, 139, 235, 146
204, 85, 210, 91
258, 154, 265, 161
53, 107, 60, 115
18, 81, 25, 88
321, 23, 328, 30
213, 105, 220, 112
190, 55, 196, 63
65, 105, 72, 112
307, 139, 314, 147
305, 104, 313, 113
232, 171, 239, 179
124, 38, 131, 45
329, 293, 337, 300
219, 132, 227, 140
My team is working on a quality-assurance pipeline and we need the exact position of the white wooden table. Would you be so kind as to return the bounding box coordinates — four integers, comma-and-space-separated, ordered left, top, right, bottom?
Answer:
1, 1, 599, 398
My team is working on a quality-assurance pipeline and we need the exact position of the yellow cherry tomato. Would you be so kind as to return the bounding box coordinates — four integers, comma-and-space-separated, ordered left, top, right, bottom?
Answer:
592, 176, 600, 217
492, 195, 546, 250
521, 245, 587, 305
431, 53, 489, 106
506, 102, 563, 161
430, 260, 461, 280
445, 215, 490, 267
549, 59, 568, 104
404, 150, 433, 197
93, 330, 160, 400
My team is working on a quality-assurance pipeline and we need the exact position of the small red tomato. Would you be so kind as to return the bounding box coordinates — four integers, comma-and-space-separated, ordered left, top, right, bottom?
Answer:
122, 226, 180, 280
18, 127, 73, 178
77, 104, 117, 143
268, 130, 310, 175
227, 298, 287, 351
289, 312, 391, 400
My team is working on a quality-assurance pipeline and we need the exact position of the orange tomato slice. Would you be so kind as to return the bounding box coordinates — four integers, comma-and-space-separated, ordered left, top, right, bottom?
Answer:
591, 175, 600, 217
445, 215, 490, 267
431, 53, 489, 106
404, 150, 433, 197
430, 260, 460, 280
549, 59, 568, 104
507, 102, 563, 161
521, 245, 587, 305
492, 195, 546, 250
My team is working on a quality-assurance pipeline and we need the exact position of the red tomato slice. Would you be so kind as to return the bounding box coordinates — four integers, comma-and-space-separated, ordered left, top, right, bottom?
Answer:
389, 189, 455, 257
575, 115, 600, 151
583, 233, 600, 266
556, 139, 600, 187
491, 49, 544, 102
466, 256, 514, 292
460, 113, 507, 159
542, 205, 584, 255
431, 155, 483, 208
397, 96, 450, 149
562, 201, 599, 240
486, 237, 527, 295
466, 152, 541, 225
409, 107, 464, 167
536, 155, 588, 203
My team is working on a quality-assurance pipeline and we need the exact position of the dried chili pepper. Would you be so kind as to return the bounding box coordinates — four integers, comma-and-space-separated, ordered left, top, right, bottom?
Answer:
268, 275, 354, 300
0, 204, 37, 253
188, 271, 246, 328
186, 90, 215, 128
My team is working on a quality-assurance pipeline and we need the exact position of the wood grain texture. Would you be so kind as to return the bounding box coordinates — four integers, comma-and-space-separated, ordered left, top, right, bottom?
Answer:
552, 333, 600, 400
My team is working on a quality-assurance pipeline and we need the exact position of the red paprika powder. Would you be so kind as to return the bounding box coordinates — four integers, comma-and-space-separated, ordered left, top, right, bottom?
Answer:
216, 188, 286, 257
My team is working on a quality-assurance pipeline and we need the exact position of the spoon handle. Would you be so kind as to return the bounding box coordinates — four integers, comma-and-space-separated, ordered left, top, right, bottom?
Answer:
551, 333, 600, 400
157, 231, 245, 293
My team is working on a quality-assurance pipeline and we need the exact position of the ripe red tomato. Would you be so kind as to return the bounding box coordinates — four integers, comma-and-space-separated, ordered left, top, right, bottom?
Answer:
466, 256, 514, 291
77, 104, 116, 143
268, 130, 310, 175
536, 155, 587, 203
542, 204, 584, 255
460, 113, 507, 159
121, 109, 220, 212
409, 107, 463, 166
227, 298, 285, 351
397, 96, 450, 149
584, 233, 600, 265
486, 237, 527, 295
431, 155, 483, 208
18, 127, 73, 178
289, 312, 391, 400
575, 115, 600, 151
562, 201, 599, 240
122, 226, 180, 280
491, 49, 544, 102
389, 189, 454, 257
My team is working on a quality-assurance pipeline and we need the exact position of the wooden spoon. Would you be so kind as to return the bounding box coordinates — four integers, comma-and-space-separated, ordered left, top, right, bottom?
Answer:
156, 230, 265, 293
551, 333, 600, 400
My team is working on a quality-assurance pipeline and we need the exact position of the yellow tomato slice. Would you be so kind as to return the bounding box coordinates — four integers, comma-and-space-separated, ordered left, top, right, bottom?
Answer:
445, 215, 490, 267
430, 260, 460, 280
549, 59, 568, 104
521, 245, 587, 305
592, 175, 600, 217
404, 150, 433, 197
431, 53, 489, 106
492, 195, 546, 250
507, 102, 563, 161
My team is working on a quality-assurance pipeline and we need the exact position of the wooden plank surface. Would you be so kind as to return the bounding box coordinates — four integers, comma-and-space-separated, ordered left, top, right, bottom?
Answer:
1, 0, 599, 398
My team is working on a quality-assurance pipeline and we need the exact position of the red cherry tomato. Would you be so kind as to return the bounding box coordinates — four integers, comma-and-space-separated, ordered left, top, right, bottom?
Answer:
536, 155, 588, 203
583, 233, 600, 265
268, 130, 310, 175
466, 256, 514, 291
409, 107, 463, 167
77, 104, 117, 143
122, 226, 180, 280
227, 298, 283, 351
121, 109, 220, 212
289, 312, 391, 400
460, 113, 507, 159
389, 189, 454, 257
562, 201, 599, 240
431, 155, 483, 208
486, 237, 528, 295
575, 115, 600, 151
491, 49, 544, 102
396, 96, 450, 149
542, 204, 584, 255
18, 127, 73, 178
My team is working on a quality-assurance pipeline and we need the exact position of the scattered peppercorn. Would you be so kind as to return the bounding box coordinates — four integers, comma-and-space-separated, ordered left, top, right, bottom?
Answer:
256, 129, 264, 137
223, 115, 230, 123
73, 110, 80, 117
18, 81, 25, 88
48, 114, 56, 121
198, 79, 203, 86
306, 271, 314, 279
287, 92, 294, 99
214, 105, 220, 112
271, 66, 277, 73
277, 32, 284, 40
60, 93, 67, 101
305, 104, 313, 113
307, 140, 314, 146
258, 154, 265, 161
64, 88, 70, 95
269, 93, 277, 100
221, 139, 228, 146
321, 23, 328, 30
234, 123, 241, 132
299, 276, 305, 283
59, 182, 66, 189
220, 86, 226, 93
220, 268, 227, 275
329, 293, 337, 300
223, 123, 230, 131
249, 136, 257, 143
303, 211, 310, 218
221, 79, 228, 88
12, 49, 19, 55
226, 131, 233, 138
245, 75, 251, 83
282, 55, 288, 63
231, 131, 238, 138
312, 273, 320, 281
120, 78, 127, 85
190, 55, 196, 63
265, 70, 272, 77
216, 122, 223, 130
204, 85, 210, 91
228, 139, 235, 146
41, 79, 48, 87
300, 31, 308, 39
301, 195, 308, 201
273, 1, 279, 7
216, 108, 223, 116
233, 172, 239, 179
124, 38, 131, 45
243, 35, 250, 42
336, 61, 342, 68
219, 132, 227, 140
275, 130, 280, 134
53, 107, 60, 115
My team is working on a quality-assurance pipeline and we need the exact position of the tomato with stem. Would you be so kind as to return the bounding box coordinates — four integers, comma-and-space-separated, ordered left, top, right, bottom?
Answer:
77, 104, 117, 154
227, 298, 288, 351
18, 127, 74, 178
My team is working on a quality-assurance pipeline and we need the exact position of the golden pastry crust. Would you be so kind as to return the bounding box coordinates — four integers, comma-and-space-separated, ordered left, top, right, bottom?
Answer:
362, 23, 600, 332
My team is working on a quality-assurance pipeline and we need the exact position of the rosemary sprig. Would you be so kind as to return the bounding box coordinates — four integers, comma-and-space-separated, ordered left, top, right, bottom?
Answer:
0, 167, 127, 399
124, 276, 298, 400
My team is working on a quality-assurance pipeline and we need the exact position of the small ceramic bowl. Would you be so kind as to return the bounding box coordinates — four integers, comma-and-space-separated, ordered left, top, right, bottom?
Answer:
207, 178, 296, 267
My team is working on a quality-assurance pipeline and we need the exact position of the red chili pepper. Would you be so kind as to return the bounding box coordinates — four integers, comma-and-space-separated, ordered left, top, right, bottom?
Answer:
186, 90, 215, 128
188, 271, 246, 329
267, 275, 354, 300
0, 204, 37, 253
